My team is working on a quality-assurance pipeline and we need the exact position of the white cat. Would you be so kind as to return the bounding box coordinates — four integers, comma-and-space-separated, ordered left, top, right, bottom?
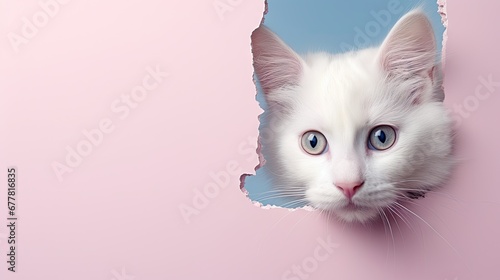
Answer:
251, 9, 454, 223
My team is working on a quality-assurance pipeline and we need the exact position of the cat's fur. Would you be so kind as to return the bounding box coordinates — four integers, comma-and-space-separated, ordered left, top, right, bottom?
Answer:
251, 10, 454, 223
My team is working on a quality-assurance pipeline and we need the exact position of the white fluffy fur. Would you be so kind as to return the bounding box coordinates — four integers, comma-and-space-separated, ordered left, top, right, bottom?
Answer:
251, 10, 454, 223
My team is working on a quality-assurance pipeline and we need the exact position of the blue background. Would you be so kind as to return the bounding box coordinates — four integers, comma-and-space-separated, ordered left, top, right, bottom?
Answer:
246, 0, 445, 207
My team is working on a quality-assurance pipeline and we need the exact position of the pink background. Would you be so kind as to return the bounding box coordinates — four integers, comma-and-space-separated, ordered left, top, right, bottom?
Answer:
0, 0, 499, 279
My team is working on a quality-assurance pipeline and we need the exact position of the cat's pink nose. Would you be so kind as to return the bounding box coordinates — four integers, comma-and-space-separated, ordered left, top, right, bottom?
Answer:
335, 181, 364, 199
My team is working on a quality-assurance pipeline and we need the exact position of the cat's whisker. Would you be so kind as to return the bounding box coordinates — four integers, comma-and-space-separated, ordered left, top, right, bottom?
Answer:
279, 198, 310, 208
381, 189, 461, 212
391, 203, 434, 269
254, 210, 294, 253
261, 169, 284, 177
387, 206, 404, 248
388, 205, 413, 240
260, 185, 305, 189
363, 183, 454, 199
257, 190, 306, 196
394, 201, 472, 272
388, 185, 461, 203
252, 188, 305, 197
287, 208, 316, 236
327, 208, 337, 236
395, 185, 500, 207
254, 190, 305, 195
390, 193, 460, 223
252, 189, 305, 196
253, 201, 312, 253
391, 205, 413, 233
388, 178, 435, 184
391, 197, 463, 255
377, 208, 391, 264
396, 204, 428, 253
253, 190, 305, 197
381, 209, 396, 263
393, 202, 459, 255
257, 186, 306, 192
254, 194, 306, 203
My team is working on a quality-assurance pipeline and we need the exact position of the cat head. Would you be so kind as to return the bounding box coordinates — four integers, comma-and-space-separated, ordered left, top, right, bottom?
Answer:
251, 10, 454, 223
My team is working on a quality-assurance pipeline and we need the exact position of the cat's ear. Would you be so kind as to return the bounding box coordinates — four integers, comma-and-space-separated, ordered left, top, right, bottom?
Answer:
251, 25, 304, 95
377, 10, 436, 77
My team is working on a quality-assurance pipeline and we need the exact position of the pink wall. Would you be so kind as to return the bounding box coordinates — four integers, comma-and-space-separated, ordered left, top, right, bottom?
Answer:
0, 0, 499, 279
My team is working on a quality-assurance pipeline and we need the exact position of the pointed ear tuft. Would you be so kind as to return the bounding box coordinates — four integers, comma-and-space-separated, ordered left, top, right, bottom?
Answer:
251, 25, 304, 95
378, 10, 437, 77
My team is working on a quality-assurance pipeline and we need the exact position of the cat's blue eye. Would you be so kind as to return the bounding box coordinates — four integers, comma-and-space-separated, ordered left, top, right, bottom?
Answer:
301, 131, 327, 155
368, 125, 397, 151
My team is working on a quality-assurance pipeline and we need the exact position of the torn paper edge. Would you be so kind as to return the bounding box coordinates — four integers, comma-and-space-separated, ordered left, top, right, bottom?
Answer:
241, 0, 313, 211
438, 0, 448, 69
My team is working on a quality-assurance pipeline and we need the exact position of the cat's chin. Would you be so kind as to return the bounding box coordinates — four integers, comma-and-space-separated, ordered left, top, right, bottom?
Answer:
328, 205, 380, 224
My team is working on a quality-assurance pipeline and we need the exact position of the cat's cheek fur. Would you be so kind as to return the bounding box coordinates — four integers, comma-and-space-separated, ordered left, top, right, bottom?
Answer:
377, 103, 454, 191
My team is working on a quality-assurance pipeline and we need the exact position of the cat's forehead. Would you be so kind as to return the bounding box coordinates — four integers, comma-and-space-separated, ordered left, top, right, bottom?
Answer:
296, 50, 383, 134
303, 49, 380, 93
